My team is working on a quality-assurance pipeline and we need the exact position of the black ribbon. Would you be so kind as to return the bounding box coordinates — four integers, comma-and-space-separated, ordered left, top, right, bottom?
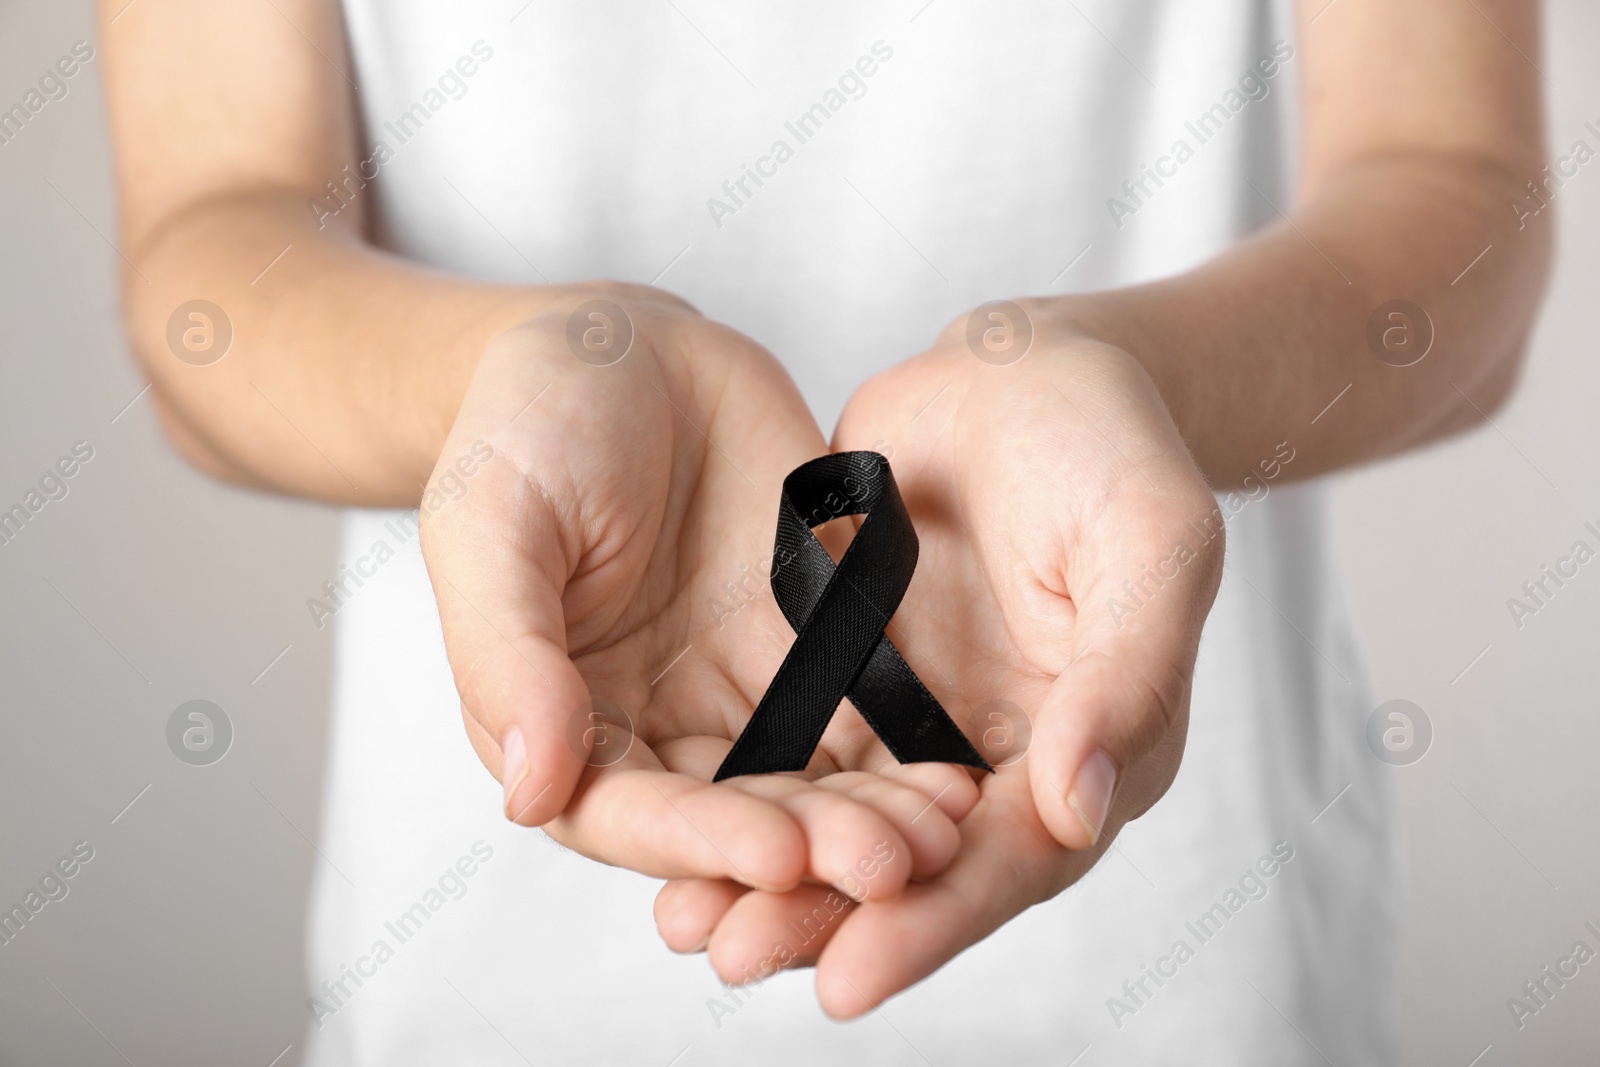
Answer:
714, 451, 992, 781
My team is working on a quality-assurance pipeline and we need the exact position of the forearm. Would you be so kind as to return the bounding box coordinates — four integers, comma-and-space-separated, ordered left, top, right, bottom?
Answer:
123, 193, 565, 505
1056, 151, 1552, 487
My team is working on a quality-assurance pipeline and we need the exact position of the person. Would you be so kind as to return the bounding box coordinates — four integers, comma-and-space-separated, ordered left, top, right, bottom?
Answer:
100, 0, 1549, 1062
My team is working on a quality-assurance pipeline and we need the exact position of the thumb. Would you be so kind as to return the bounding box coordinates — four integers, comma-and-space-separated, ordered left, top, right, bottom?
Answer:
1028, 500, 1224, 850
420, 460, 593, 828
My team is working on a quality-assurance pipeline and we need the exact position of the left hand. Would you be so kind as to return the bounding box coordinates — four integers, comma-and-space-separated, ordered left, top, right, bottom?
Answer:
651, 301, 1226, 1015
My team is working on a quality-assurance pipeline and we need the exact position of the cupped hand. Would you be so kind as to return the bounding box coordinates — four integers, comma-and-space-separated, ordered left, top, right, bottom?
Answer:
652, 301, 1225, 1014
420, 285, 976, 904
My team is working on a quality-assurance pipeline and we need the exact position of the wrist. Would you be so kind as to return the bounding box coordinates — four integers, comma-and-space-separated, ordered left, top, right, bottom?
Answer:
417, 286, 559, 488
1016, 293, 1190, 441
424, 281, 699, 487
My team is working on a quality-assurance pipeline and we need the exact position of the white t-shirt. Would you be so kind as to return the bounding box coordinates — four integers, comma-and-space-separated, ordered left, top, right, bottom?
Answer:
305, 3, 1402, 1064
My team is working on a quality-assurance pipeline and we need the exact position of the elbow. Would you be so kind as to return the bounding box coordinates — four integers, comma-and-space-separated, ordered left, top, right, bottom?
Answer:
1479, 231, 1553, 419
1440, 279, 1546, 433
1461, 165, 1555, 422
1470, 335, 1533, 422
116, 262, 261, 489
119, 308, 262, 491
143, 382, 263, 489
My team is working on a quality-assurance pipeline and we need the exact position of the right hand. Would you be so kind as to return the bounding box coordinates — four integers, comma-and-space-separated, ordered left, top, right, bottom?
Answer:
650, 310, 1224, 1012
420, 286, 977, 907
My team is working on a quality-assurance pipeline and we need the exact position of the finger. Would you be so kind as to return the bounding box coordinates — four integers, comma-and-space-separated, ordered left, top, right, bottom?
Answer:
1027, 476, 1220, 849
421, 461, 593, 828
707, 884, 855, 985
654, 878, 748, 954
809, 772, 962, 881
814, 789, 1095, 1019
550, 766, 808, 891
874, 761, 982, 823
722, 775, 915, 901
658, 736, 953, 890
954, 352, 1222, 850
816, 716, 983, 825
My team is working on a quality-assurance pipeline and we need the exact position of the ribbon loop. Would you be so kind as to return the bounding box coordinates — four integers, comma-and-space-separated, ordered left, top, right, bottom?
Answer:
714, 452, 991, 781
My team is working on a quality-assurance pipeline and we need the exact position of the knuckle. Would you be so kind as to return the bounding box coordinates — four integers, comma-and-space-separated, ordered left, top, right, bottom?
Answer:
1128, 655, 1189, 744
1080, 645, 1189, 756
450, 643, 499, 729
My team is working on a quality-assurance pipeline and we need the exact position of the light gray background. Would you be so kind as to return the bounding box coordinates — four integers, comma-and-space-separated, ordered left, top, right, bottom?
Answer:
0, 1, 1595, 1064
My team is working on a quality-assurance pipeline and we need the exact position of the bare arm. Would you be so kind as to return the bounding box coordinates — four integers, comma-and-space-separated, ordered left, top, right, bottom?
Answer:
1052, 0, 1551, 485
105, 0, 1548, 500
101, 0, 588, 504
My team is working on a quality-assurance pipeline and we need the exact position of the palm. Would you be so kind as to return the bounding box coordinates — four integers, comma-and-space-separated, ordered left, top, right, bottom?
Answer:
654, 318, 1222, 1014
422, 291, 974, 903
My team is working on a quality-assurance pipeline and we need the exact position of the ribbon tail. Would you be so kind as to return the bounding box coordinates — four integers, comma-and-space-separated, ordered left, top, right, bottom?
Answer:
712, 682, 835, 780
847, 634, 991, 771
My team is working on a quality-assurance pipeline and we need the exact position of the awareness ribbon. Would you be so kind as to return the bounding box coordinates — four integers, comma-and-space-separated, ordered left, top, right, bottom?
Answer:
714, 451, 991, 781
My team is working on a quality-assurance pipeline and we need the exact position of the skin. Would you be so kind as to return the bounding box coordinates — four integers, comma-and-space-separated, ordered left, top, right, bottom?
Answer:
664, 331, 1224, 1015
425, 298, 981, 897
101, 0, 1550, 1023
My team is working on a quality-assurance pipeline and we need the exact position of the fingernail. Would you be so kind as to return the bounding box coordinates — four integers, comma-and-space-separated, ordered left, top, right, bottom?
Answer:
1066, 749, 1116, 847
502, 726, 531, 821
689, 934, 711, 953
